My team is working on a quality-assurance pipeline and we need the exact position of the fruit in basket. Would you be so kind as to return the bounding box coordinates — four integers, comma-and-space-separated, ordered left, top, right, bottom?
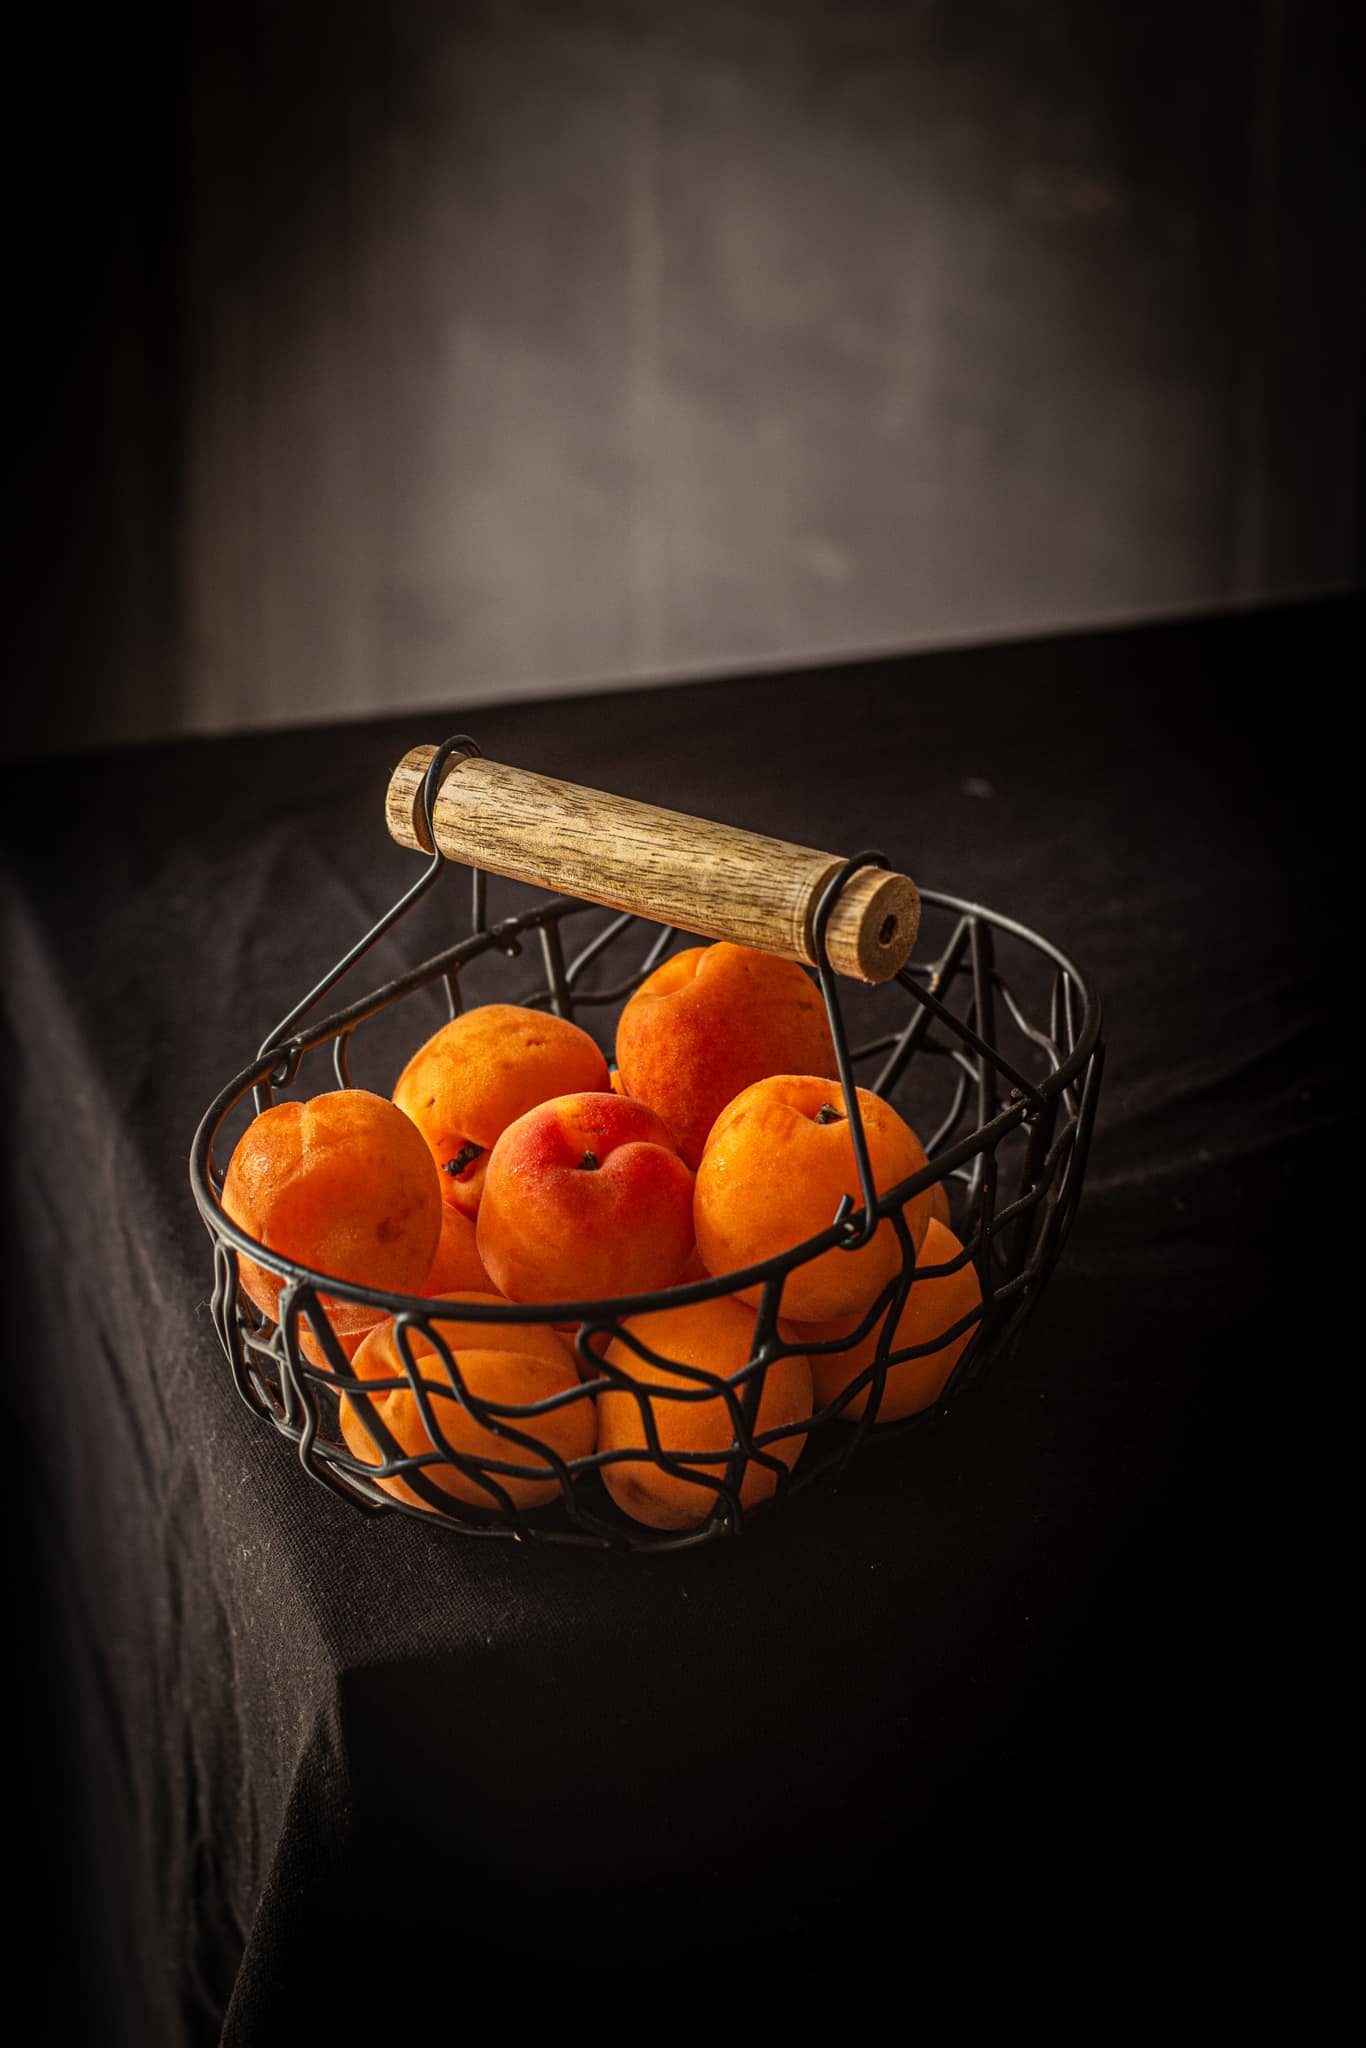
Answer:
477, 1092, 695, 1303
424, 1200, 496, 1297
392, 1004, 610, 1219
339, 1294, 592, 1511
798, 1219, 982, 1421
296, 1201, 494, 1368
598, 1295, 812, 1529
555, 1321, 614, 1375
929, 1179, 951, 1229
694, 1076, 932, 1322
296, 1301, 384, 1368
222, 1088, 443, 1330
614, 942, 838, 1168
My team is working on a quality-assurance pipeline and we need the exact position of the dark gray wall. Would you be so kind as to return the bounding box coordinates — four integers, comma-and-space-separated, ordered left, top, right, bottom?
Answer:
11, 1, 1364, 754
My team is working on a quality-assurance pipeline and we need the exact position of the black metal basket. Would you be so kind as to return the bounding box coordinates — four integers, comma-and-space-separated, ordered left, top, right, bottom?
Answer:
190, 737, 1104, 1553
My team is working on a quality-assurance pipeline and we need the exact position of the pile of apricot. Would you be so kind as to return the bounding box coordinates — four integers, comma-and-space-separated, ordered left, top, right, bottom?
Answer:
221, 941, 982, 1531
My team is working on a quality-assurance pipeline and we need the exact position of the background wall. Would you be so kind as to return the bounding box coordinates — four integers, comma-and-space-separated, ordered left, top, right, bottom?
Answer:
11, 0, 1364, 756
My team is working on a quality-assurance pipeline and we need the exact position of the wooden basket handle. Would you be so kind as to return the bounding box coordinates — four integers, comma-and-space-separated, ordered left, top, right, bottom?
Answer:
386, 745, 919, 984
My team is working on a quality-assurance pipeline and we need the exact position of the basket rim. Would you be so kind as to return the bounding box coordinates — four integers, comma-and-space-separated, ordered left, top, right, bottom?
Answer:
189, 885, 1102, 1325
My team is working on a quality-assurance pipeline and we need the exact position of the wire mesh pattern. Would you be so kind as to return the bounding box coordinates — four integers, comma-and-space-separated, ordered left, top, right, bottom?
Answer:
190, 738, 1104, 1552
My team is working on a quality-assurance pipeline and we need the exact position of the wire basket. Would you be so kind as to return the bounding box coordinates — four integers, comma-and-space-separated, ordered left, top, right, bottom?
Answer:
190, 736, 1104, 1553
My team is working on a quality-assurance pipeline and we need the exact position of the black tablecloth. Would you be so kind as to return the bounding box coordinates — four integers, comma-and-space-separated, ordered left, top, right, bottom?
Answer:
5, 601, 1351, 2040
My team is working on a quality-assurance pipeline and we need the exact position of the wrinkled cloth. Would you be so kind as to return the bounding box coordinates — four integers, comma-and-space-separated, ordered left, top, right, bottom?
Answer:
3, 600, 1351, 2040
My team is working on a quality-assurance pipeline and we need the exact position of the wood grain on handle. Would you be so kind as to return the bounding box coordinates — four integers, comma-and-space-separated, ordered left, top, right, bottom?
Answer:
386, 746, 919, 983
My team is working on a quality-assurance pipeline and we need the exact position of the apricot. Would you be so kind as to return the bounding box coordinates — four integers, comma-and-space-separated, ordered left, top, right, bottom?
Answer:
929, 1178, 951, 1230
339, 1294, 593, 1511
424, 1201, 496, 1297
297, 1302, 381, 1369
694, 1075, 932, 1323
598, 1295, 813, 1529
614, 942, 837, 1168
296, 1200, 495, 1368
477, 1092, 694, 1304
393, 1004, 609, 1219
801, 1220, 982, 1422
222, 1088, 442, 1332
553, 1256, 709, 1383
553, 1321, 614, 1376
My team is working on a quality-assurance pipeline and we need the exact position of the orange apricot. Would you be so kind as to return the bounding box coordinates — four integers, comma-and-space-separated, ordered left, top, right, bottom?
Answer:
296, 1199, 494, 1369
339, 1294, 593, 1511
477, 1092, 695, 1304
222, 1088, 442, 1332
393, 1004, 609, 1219
800, 1220, 982, 1422
553, 1241, 720, 1371
614, 943, 838, 1168
598, 1295, 812, 1529
929, 1178, 952, 1230
552, 1321, 614, 1376
423, 1201, 496, 1297
693, 1075, 932, 1322
297, 1304, 381, 1370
